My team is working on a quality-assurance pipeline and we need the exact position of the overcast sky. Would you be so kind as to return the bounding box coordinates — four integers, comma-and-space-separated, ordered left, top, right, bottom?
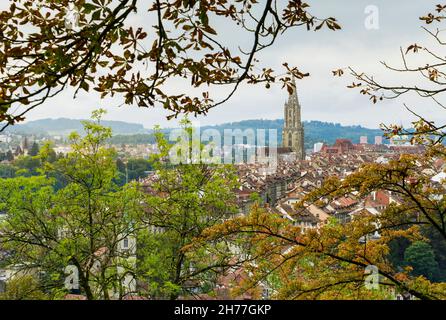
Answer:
3, 1, 445, 129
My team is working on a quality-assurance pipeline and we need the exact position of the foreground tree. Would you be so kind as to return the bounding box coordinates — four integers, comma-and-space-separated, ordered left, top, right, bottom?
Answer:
0, 0, 340, 130
0, 113, 250, 300
0, 110, 145, 299
194, 167, 446, 300
193, 4, 446, 300
138, 121, 241, 299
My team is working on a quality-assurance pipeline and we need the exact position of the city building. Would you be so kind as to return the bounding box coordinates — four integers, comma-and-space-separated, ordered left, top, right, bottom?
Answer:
360, 136, 368, 144
321, 139, 356, 154
313, 142, 324, 153
375, 136, 383, 145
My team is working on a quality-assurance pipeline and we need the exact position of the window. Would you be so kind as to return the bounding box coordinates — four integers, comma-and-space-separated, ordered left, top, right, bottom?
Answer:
123, 238, 129, 249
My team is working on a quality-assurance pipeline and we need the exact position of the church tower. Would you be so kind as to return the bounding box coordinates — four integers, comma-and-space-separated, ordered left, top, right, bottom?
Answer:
282, 79, 305, 160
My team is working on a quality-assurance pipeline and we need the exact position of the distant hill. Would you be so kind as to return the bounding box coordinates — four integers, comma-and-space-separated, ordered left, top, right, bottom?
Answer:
107, 119, 385, 149
5, 118, 146, 136
5, 117, 385, 148
201, 119, 384, 149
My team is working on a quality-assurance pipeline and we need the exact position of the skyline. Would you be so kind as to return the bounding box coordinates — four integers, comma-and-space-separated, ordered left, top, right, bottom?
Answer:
9, 115, 385, 131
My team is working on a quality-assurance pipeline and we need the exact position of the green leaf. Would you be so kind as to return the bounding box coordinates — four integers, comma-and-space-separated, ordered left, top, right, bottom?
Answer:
83, 3, 98, 14
92, 9, 101, 21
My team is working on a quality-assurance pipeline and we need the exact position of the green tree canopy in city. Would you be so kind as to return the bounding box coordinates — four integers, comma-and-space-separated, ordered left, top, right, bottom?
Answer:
137, 119, 241, 299
404, 241, 440, 282
28, 142, 40, 157
0, 110, 146, 299
0, 112, 245, 300
0, 275, 49, 300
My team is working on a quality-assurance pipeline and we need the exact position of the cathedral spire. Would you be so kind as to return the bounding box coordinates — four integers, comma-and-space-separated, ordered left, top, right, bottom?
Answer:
282, 77, 305, 160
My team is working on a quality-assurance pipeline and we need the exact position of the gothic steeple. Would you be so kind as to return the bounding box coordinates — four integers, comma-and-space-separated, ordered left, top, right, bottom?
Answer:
282, 79, 305, 160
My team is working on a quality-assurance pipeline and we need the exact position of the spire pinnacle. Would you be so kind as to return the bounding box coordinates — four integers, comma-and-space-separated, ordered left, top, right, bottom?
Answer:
282, 75, 305, 160
288, 76, 300, 106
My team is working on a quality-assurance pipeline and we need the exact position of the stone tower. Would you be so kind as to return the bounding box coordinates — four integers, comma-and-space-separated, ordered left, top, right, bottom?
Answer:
282, 79, 305, 160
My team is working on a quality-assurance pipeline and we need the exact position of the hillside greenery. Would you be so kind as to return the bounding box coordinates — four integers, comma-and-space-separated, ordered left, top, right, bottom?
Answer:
108, 120, 385, 149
